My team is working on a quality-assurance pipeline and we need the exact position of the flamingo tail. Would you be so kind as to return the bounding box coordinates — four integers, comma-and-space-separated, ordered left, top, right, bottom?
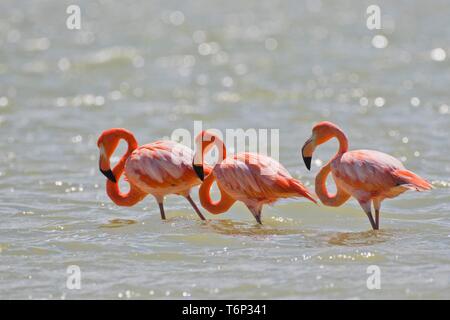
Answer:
289, 179, 318, 204
392, 169, 433, 191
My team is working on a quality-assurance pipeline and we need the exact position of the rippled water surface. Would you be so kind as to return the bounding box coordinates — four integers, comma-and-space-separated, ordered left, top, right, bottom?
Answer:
0, 0, 449, 299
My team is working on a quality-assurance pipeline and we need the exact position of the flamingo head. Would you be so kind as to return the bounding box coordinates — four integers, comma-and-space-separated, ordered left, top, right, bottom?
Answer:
97, 129, 122, 183
301, 121, 342, 170
192, 130, 222, 181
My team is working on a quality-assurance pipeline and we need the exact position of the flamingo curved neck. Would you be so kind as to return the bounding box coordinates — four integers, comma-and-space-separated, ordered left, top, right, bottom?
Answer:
199, 173, 236, 214
315, 129, 350, 207
106, 132, 145, 206
197, 135, 235, 214
334, 130, 349, 155
213, 137, 227, 163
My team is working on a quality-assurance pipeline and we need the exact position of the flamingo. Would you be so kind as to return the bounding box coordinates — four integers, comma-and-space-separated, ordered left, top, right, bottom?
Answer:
301, 121, 432, 230
97, 128, 211, 221
192, 130, 317, 224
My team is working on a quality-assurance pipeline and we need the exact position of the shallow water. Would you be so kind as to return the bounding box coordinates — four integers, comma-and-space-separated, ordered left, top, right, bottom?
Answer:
0, 0, 449, 299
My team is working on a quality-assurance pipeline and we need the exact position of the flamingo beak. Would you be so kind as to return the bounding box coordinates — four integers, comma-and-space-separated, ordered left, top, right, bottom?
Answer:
99, 143, 116, 183
301, 137, 314, 171
192, 162, 204, 181
100, 168, 117, 183
303, 155, 312, 171
192, 149, 205, 181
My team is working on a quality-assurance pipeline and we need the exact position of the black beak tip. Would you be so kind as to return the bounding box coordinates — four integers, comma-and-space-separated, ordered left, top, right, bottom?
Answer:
100, 169, 117, 183
303, 156, 312, 171
193, 164, 204, 181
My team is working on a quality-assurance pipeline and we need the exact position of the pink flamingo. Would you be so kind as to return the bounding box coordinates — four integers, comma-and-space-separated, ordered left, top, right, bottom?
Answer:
97, 128, 211, 220
301, 121, 432, 230
192, 130, 317, 224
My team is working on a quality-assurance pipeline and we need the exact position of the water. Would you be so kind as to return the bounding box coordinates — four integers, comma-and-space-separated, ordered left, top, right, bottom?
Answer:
0, 0, 449, 299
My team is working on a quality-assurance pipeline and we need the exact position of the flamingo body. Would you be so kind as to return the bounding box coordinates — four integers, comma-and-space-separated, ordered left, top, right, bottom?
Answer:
214, 153, 316, 208
331, 149, 429, 203
125, 141, 202, 201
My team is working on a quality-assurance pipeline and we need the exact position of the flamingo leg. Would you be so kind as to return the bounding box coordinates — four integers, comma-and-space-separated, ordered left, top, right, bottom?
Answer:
373, 198, 382, 230
366, 211, 377, 230
246, 204, 263, 224
375, 210, 380, 230
185, 195, 206, 221
158, 202, 166, 220
357, 200, 377, 230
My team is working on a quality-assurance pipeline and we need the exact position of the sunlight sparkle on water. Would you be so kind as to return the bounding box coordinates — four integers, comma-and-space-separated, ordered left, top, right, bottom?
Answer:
430, 48, 446, 61
371, 35, 388, 49
410, 97, 421, 107
374, 97, 385, 107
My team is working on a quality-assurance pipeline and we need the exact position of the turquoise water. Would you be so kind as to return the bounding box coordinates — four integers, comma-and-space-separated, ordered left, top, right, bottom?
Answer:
0, 0, 449, 299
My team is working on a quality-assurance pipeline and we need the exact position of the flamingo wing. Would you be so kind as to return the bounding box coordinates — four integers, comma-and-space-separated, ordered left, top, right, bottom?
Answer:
125, 141, 199, 189
332, 150, 431, 195
215, 153, 315, 203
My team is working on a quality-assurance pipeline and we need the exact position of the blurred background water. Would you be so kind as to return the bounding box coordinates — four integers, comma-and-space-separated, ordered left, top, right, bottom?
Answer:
0, 0, 449, 299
